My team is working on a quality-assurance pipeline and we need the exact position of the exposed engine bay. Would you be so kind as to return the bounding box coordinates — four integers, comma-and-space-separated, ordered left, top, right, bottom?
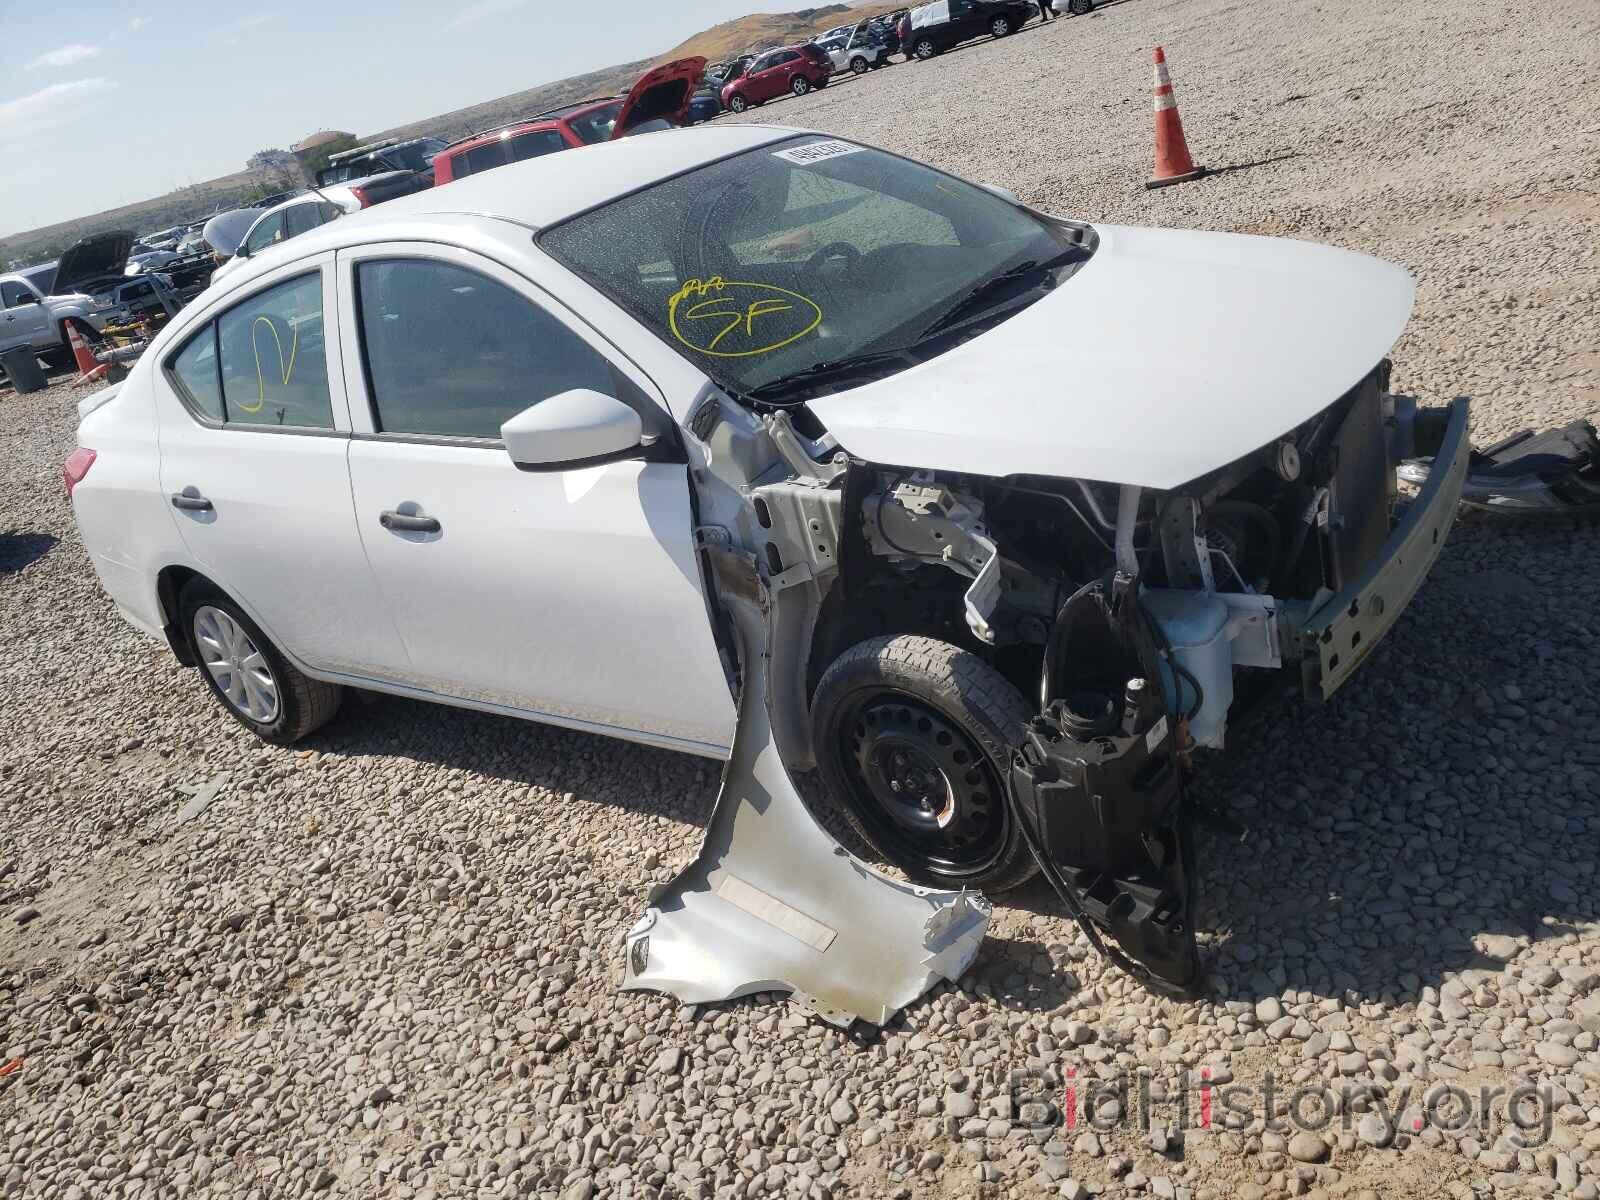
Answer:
624, 363, 1470, 1018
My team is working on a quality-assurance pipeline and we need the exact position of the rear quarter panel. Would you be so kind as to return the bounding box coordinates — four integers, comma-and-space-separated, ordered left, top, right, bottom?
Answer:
71, 368, 184, 638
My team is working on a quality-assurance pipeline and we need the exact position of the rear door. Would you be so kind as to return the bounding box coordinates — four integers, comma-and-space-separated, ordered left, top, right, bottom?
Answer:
154, 253, 409, 679
1, 279, 50, 350
335, 242, 737, 755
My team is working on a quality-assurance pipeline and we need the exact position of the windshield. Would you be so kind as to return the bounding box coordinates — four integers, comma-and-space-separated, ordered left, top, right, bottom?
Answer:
540, 136, 1088, 398
566, 100, 625, 144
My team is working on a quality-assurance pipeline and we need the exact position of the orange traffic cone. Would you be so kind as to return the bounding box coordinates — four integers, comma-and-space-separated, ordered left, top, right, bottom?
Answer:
1146, 47, 1205, 189
66, 322, 98, 374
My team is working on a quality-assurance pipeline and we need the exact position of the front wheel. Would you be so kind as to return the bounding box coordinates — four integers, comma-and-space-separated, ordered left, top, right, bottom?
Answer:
180, 578, 342, 745
726, 93, 748, 113
990, 15, 1013, 36
791, 75, 812, 97
850, 55, 870, 74
1069, 0, 1093, 12
811, 635, 1038, 892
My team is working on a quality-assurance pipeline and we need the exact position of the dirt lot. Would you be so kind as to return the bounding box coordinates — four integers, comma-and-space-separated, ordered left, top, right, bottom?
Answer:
3, 0, 1599, 1198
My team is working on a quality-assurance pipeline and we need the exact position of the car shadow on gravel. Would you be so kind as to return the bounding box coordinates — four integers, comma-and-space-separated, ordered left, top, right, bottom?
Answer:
0, 532, 59, 574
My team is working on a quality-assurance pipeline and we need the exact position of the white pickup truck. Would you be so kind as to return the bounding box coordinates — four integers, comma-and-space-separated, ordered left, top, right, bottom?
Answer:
812, 24, 893, 74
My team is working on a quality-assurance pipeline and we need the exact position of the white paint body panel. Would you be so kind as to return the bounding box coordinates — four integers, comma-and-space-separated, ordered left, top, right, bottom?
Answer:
809, 223, 1416, 488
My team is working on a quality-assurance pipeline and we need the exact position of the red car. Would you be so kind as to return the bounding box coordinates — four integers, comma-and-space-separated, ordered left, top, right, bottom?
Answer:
720, 44, 833, 114
433, 57, 706, 185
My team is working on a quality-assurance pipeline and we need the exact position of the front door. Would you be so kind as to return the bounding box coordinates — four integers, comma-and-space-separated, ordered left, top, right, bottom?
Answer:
154, 255, 410, 679
335, 243, 737, 756
1, 280, 50, 351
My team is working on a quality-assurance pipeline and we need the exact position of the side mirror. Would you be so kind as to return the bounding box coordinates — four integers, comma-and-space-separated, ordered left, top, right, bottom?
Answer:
14, 293, 39, 306
235, 243, 252, 259
979, 182, 1023, 206
502, 388, 645, 471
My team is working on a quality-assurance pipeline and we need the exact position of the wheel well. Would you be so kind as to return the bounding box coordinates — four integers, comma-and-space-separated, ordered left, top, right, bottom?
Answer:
157, 565, 203, 666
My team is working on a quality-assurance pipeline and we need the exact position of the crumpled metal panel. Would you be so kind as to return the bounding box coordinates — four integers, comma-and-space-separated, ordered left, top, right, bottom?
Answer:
621, 549, 991, 1028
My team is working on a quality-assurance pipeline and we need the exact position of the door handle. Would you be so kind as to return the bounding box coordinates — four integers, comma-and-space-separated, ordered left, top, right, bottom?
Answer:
170, 492, 213, 511
379, 510, 440, 533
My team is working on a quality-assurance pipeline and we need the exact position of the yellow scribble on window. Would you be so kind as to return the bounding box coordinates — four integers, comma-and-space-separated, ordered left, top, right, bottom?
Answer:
237, 315, 299, 414
668, 277, 822, 359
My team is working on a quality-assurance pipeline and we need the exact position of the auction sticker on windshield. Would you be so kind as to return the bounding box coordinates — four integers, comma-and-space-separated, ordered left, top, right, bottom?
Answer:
772, 139, 865, 166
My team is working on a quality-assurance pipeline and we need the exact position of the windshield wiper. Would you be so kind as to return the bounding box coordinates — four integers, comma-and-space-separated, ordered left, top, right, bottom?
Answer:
915, 245, 1088, 344
741, 349, 912, 403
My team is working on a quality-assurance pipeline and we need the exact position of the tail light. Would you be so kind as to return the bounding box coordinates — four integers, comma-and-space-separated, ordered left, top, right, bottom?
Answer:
349, 184, 373, 208
64, 448, 97, 497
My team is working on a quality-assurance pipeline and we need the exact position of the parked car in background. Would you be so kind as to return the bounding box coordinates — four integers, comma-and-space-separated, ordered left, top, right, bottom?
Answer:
901, 0, 1040, 59
686, 87, 722, 125
314, 137, 447, 204
431, 57, 706, 184
126, 241, 181, 276
209, 192, 363, 285
3, 261, 110, 359
720, 45, 832, 112
813, 22, 893, 74
91, 273, 181, 328
867, 9, 908, 55
709, 53, 756, 89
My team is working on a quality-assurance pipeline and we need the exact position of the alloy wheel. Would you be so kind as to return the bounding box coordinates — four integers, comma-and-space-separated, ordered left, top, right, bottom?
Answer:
792, 76, 811, 96
991, 16, 1011, 36
193, 605, 280, 723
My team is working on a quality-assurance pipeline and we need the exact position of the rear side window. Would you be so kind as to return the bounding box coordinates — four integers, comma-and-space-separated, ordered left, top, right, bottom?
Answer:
171, 329, 225, 421
355, 258, 614, 440
508, 129, 567, 161
213, 274, 333, 428
283, 202, 326, 238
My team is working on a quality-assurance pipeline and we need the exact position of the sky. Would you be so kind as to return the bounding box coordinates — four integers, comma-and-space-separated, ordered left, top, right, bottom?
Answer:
0, 0, 827, 239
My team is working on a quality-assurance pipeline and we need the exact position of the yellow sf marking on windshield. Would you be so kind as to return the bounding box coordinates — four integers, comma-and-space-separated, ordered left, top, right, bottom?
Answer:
239, 315, 299, 414
668, 277, 822, 358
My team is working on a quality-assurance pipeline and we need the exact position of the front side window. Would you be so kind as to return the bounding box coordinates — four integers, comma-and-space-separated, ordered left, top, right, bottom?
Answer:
355, 258, 614, 440
242, 213, 286, 257
213, 273, 333, 428
541, 135, 1088, 402
0, 281, 32, 307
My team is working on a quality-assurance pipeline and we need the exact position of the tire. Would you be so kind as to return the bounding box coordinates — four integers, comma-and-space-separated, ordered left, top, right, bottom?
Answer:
990, 15, 1013, 36
791, 75, 812, 97
1069, 0, 1093, 12
912, 37, 937, 59
179, 577, 342, 745
811, 635, 1039, 892
849, 55, 869, 74
727, 93, 748, 113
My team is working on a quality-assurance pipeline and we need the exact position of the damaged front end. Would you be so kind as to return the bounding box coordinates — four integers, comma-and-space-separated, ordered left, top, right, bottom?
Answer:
624, 365, 1470, 1016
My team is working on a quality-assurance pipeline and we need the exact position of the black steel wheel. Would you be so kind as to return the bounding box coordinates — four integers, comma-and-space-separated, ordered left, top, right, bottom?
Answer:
812, 635, 1038, 891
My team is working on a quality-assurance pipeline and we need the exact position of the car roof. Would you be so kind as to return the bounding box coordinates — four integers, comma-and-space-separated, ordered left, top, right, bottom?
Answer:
379, 124, 798, 231
197, 126, 807, 300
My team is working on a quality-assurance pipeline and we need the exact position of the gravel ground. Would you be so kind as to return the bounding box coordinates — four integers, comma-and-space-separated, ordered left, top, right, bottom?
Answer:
3, 0, 1599, 1198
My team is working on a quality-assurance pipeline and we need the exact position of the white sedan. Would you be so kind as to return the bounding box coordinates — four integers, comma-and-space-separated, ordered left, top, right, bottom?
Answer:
67, 124, 1468, 1001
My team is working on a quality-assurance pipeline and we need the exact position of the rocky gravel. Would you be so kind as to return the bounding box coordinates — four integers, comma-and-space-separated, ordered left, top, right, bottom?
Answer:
3, 0, 1599, 1197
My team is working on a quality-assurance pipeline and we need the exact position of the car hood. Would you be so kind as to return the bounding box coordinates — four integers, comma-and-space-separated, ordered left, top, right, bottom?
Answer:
54, 231, 134, 293
807, 224, 1415, 489
613, 56, 707, 136
202, 207, 268, 257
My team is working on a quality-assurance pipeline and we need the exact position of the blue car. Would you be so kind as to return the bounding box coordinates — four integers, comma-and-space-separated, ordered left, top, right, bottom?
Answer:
686, 90, 721, 125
